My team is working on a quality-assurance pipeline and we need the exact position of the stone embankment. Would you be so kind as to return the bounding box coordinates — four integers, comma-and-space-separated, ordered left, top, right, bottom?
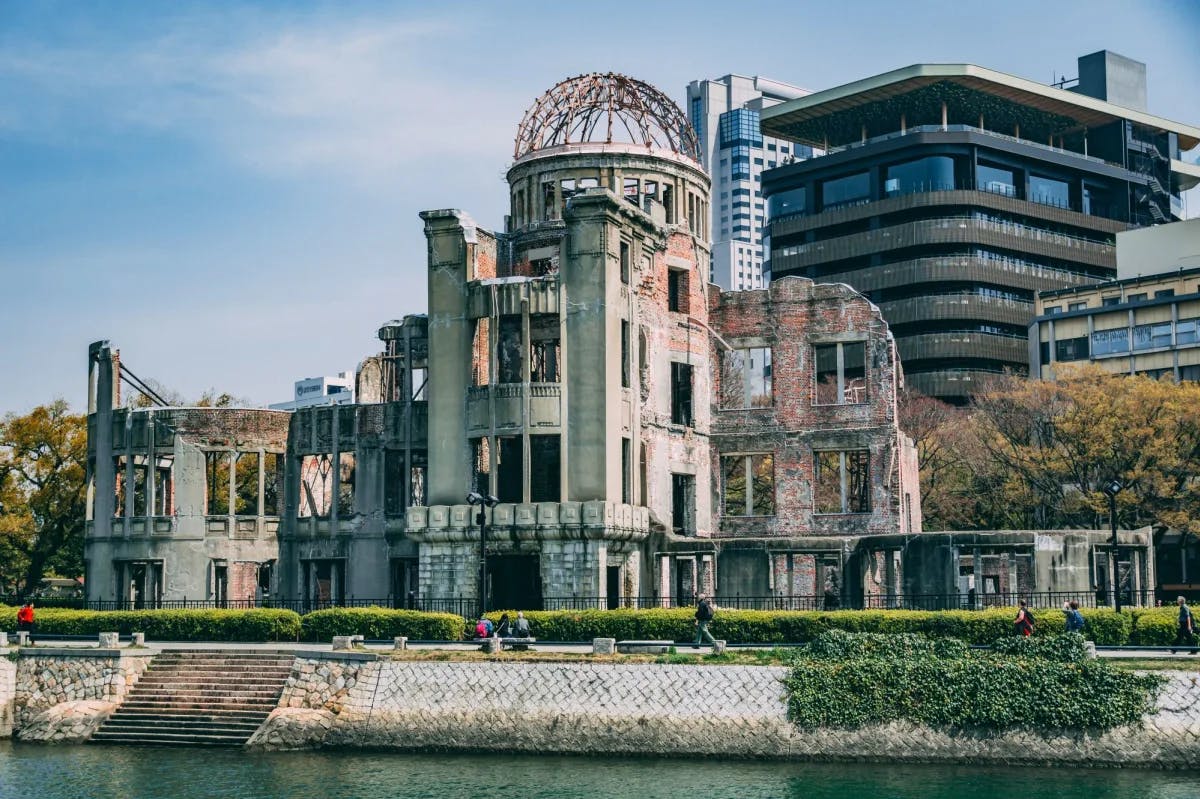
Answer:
6, 648, 1200, 767
11, 649, 151, 743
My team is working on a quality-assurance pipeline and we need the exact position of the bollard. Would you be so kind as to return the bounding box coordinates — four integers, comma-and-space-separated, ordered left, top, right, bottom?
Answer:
98, 632, 119, 648
332, 635, 356, 651
712, 639, 727, 655
131, 632, 146, 647
0, 632, 8, 647
393, 636, 408, 651
592, 637, 616, 655
1084, 641, 1097, 660
14, 632, 28, 647
483, 636, 502, 654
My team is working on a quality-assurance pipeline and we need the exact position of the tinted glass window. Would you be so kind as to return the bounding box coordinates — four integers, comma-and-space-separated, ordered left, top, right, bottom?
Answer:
977, 163, 1015, 196
821, 172, 870, 209
1029, 174, 1070, 209
768, 186, 806, 218
884, 156, 955, 195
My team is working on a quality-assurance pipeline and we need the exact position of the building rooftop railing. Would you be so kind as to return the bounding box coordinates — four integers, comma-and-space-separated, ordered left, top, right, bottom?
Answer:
824, 124, 1116, 167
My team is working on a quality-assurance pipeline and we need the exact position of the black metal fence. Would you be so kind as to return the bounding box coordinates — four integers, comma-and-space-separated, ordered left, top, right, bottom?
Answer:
1, 591, 1156, 616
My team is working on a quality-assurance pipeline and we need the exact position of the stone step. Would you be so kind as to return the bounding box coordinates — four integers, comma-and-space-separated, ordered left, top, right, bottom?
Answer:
145, 662, 295, 671
122, 690, 282, 702
108, 709, 270, 723
120, 700, 279, 713
98, 719, 263, 734
90, 730, 250, 746
135, 676, 292, 687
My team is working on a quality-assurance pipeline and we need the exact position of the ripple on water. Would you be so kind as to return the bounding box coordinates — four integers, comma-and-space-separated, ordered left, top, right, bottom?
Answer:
1, 742, 1199, 799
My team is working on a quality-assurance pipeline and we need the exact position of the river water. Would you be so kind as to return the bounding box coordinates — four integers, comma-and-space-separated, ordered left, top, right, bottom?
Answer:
1, 742, 1197, 799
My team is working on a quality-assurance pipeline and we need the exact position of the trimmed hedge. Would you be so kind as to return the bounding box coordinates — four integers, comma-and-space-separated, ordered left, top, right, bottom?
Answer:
300, 607, 465, 642
0, 607, 301, 642
483, 606, 1134, 645
1129, 608, 1180, 646
785, 631, 1162, 731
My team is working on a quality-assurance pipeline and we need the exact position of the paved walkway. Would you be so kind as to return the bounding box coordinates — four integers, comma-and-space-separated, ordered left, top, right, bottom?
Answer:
5, 637, 1200, 661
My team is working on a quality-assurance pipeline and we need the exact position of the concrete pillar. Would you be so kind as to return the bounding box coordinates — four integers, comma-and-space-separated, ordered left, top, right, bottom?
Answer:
87, 341, 118, 603
422, 211, 477, 505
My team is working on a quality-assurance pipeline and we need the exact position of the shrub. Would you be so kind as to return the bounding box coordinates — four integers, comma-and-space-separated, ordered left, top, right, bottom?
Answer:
990, 632, 1089, 662
1130, 608, 1179, 646
0, 608, 301, 641
481, 606, 1131, 645
799, 629, 969, 661
301, 607, 464, 642
784, 633, 1163, 731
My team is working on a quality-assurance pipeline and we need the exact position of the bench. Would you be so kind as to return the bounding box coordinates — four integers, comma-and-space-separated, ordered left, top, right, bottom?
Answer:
500, 637, 536, 651
616, 639, 673, 654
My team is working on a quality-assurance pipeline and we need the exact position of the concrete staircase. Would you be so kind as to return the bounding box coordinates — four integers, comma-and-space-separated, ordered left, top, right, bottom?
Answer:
90, 649, 294, 747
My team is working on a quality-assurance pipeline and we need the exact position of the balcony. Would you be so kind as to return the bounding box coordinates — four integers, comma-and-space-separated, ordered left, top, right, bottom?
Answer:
897, 331, 1028, 367
906, 369, 1011, 400
879, 293, 1033, 329
810, 254, 1095, 295
467, 383, 562, 432
773, 215, 1116, 273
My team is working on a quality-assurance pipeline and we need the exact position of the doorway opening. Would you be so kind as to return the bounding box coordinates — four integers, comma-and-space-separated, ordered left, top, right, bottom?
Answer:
487, 554, 542, 610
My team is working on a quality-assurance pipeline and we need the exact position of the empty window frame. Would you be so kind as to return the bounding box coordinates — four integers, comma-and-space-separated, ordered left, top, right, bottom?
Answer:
262, 453, 281, 516
670, 362, 694, 426
671, 473, 696, 534
815, 450, 871, 514
668, 269, 686, 313
113, 455, 126, 517
530, 315, 560, 382
530, 435, 560, 502
721, 454, 775, 516
471, 319, 490, 386
131, 456, 148, 516
621, 437, 632, 504
621, 320, 631, 388
497, 316, 523, 383
384, 449, 405, 516
234, 452, 259, 515
814, 342, 867, 405
619, 241, 631, 284
472, 438, 491, 496
337, 453, 355, 516
410, 461, 427, 507
496, 436, 523, 504
152, 455, 173, 516
721, 347, 772, 408
205, 451, 230, 515
298, 454, 334, 519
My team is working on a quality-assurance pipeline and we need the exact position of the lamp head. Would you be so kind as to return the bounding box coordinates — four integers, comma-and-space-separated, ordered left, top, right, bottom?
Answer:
1102, 480, 1122, 498
483, 494, 501, 508
466, 492, 484, 505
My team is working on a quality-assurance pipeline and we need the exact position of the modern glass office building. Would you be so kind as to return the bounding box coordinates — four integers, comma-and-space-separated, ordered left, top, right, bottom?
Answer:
760, 51, 1200, 402
686, 75, 811, 291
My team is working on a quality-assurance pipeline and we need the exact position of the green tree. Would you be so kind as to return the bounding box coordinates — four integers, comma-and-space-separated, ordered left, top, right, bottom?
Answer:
0, 401, 87, 595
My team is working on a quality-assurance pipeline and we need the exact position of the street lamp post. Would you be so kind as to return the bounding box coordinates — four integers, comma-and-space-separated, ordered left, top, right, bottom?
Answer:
467, 492, 500, 620
1102, 480, 1123, 613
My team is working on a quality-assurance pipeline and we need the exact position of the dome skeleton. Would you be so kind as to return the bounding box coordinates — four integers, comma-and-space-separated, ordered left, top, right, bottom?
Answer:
514, 73, 701, 162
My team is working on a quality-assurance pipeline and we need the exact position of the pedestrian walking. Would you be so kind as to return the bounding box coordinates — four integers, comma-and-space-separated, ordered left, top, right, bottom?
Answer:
693, 596, 718, 649
16, 600, 35, 644
1013, 599, 1035, 637
1172, 596, 1197, 655
1062, 600, 1086, 633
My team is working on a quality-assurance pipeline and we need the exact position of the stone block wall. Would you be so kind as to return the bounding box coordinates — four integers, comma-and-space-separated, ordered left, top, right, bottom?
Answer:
250, 655, 1200, 767
14, 651, 152, 733
0, 657, 15, 738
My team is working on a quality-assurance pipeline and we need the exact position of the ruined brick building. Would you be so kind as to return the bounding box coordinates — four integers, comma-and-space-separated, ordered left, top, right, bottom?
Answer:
85, 74, 930, 610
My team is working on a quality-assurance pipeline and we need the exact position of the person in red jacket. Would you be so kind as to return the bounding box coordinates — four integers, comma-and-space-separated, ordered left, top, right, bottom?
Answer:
16, 601, 35, 644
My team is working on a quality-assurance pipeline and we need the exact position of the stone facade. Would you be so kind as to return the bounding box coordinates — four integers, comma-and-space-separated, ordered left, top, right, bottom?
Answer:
246, 654, 1200, 768
11, 650, 152, 740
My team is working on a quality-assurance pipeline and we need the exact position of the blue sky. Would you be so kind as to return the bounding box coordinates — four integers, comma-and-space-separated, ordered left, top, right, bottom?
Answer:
2, 0, 1197, 415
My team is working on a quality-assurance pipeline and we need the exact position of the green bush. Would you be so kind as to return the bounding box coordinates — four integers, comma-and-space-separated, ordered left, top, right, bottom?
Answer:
301, 607, 464, 642
0, 608, 301, 641
784, 633, 1163, 731
1130, 608, 1179, 646
481, 606, 1131, 645
799, 629, 969, 661
990, 631, 1089, 662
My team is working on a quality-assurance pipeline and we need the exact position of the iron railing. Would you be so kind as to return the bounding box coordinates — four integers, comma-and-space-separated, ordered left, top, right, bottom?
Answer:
2, 591, 1156, 615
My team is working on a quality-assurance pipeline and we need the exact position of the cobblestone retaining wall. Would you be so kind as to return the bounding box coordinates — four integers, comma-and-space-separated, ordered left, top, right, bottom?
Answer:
13, 650, 152, 741
249, 657, 1200, 768
0, 657, 15, 738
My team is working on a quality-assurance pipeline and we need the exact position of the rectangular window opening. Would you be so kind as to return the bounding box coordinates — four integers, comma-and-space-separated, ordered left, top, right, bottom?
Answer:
670, 362, 694, 426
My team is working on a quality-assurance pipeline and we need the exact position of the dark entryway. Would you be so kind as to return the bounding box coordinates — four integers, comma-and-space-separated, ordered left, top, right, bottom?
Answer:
606, 565, 621, 610
487, 554, 542, 610
390, 558, 419, 609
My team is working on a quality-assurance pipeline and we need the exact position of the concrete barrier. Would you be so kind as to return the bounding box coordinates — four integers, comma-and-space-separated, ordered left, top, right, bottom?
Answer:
393, 637, 408, 651
592, 638, 616, 655
97, 633, 119, 648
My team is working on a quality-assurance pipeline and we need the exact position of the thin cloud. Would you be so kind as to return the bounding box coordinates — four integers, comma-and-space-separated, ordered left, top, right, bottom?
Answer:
0, 10, 525, 182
